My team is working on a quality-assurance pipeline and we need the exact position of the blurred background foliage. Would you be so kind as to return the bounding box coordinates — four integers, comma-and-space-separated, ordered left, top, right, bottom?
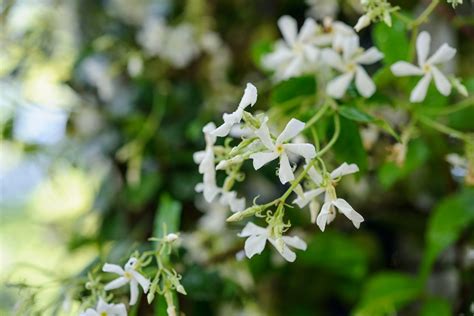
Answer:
0, 0, 473, 315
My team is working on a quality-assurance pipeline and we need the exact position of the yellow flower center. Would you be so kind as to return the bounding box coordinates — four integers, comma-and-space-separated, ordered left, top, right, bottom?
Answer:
124, 271, 132, 279
346, 63, 356, 72
276, 144, 285, 154
100, 312, 108, 316
422, 63, 431, 73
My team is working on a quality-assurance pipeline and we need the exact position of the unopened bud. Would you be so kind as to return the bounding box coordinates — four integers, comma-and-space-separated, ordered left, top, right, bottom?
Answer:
165, 233, 179, 242
226, 205, 261, 222
354, 14, 371, 32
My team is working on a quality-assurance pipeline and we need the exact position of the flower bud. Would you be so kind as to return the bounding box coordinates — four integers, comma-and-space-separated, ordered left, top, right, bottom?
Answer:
226, 205, 261, 222
165, 233, 179, 242
354, 14, 371, 32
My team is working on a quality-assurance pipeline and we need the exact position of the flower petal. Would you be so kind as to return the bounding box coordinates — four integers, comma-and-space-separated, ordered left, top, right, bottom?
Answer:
238, 222, 267, 237
244, 234, 267, 258
250, 151, 279, 170
282, 235, 307, 250
356, 47, 384, 64
321, 48, 344, 72
303, 45, 320, 63
355, 66, 376, 98
326, 72, 354, 99
298, 18, 317, 42
416, 31, 431, 66
431, 66, 452, 96
316, 202, 332, 232
108, 304, 127, 316
284, 143, 316, 160
282, 55, 304, 79
238, 83, 258, 109
104, 277, 129, 291
272, 240, 297, 262
278, 153, 295, 184
255, 121, 274, 150
129, 280, 139, 305
308, 166, 323, 185
293, 188, 325, 208
276, 118, 305, 144
330, 162, 359, 179
390, 61, 423, 76
333, 198, 364, 228
427, 43, 456, 65
102, 263, 124, 276
131, 270, 150, 293
80, 308, 100, 316
343, 35, 360, 61
278, 15, 298, 45
410, 73, 432, 103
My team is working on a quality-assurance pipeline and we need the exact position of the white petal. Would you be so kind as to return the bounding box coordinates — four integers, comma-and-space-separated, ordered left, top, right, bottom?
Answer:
356, 47, 384, 64
102, 263, 124, 276
298, 18, 317, 42
282, 55, 304, 79
431, 66, 452, 96
326, 72, 354, 99
276, 118, 305, 144
108, 304, 127, 316
333, 198, 364, 228
262, 45, 293, 69
354, 14, 371, 32
131, 270, 150, 293
211, 121, 233, 137
427, 43, 456, 65
303, 45, 320, 63
255, 121, 274, 150
316, 202, 332, 232
202, 122, 216, 134
238, 83, 258, 109
416, 31, 431, 66
390, 61, 423, 76
321, 48, 344, 72
308, 167, 323, 185
244, 234, 267, 258
238, 222, 267, 237
283, 143, 316, 160
282, 235, 307, 250
309, 199, 321, 223
293, 188, 325, 208
330, 162, 359, 179
278, 153, 295, 184
250, 151, 279, 170
193, 151, 205, 164
104, 277, 129, 291
96, 298, 109, 312
80, 309, 99, 316
129, 280, 139, 305
343, 36, 360, 61
278, 15, 298, 45
410, 74, 432, 103
272, 240, 297, 262
355, 66, 376, 98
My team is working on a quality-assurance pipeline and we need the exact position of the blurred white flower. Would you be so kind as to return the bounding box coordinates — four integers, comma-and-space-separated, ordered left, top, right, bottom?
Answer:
137, 16, 168, 56
354, 14, 371, 32
103, 257, 150, 305
238, 222, 307, 262
250, 118, 316, 184
80, 298, 127, 316
391, 31, 456, 102
212, 83, 258, 137
322, 35, 383, 98
306, 0, 339, 20
263, 16, 320, 81
293, 163, 363, 231
313, 17, 356, 47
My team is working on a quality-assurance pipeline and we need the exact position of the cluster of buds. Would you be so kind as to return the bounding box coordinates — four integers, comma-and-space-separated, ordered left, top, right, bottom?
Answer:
354, 0, 398, 32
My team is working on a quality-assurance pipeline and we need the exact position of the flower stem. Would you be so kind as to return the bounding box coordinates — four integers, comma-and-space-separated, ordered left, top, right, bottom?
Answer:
304, 101, 331, 131
412, 0, 439, 27
418, 114, 469, 141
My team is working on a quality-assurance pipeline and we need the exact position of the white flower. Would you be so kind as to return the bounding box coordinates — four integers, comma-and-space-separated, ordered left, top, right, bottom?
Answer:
292, 163, 363, 231
80, 298, 127, 316
220, 190, 246, 212
238, 222, 307, 262
250, 118, 316, 184
212, 83, 258, 137
263, 16, 320, 81
306, 0, 339, 20
390, 31, 456, 103
194, 122, 220, 202
137, 16, 168, 56
322, 35, 383, 98
103, 257, 150, 306
313, 17, 356, 47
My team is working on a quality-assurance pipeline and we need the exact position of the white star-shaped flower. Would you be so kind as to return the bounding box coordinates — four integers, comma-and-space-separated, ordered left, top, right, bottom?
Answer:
322, 35, 384, 98
313, 17, 356, 47
293, 162, 363, 231
80, 298, 127, 316
238, 222, 307, 262
250, 118, 316, 184
263, 15, 320, 81
212, 83, 258, 137
391, 31, 456, 103
103, 257, 150, 306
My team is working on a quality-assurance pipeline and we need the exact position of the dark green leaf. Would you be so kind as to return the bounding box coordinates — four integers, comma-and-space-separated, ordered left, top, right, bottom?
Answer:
251, 39, 273, 70
373, 16, 409, 64
271, 75, 316, 105
420, 298, 452, 316
333, 117, 368, 172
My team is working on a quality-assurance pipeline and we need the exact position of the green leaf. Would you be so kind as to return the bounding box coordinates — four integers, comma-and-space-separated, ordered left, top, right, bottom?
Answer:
333, 117, 368, 172
420, 298, 452, 316
373, 16, 409, 64
271, 75, 316, 105
353, 272, 420, 316
378, 139, 429, 189
420, 188, 474, 282
251, 39, 273, 70
339, 106, 400, 141
298, 231, 369, 280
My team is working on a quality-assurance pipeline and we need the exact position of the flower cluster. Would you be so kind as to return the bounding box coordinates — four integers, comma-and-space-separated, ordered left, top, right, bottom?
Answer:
354, 0, 398, 32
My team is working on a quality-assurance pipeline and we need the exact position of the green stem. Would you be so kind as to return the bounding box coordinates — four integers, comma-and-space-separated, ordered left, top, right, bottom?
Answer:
418, 115, 469, 140
423, 97, 474, 116
412, 0, 439, 27
304, 102, 331, 131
